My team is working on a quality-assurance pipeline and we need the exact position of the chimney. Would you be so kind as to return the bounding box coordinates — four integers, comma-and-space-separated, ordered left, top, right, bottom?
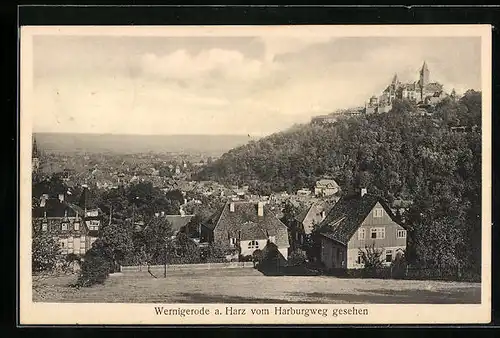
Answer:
161, 211, 165, 217
229, 202, 235, 212
58, 193, 64, 203
180, 207, 186, 217
258, 202, 264, 217
361, 188, 367, 197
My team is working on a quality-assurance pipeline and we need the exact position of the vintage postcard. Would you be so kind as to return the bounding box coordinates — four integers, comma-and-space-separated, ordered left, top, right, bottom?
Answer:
19, 25, 492, 325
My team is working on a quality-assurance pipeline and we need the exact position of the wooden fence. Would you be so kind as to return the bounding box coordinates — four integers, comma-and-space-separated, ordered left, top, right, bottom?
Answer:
120, 261, 255, 273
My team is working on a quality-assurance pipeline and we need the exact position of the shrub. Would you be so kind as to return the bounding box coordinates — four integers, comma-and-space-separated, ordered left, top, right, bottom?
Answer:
288, 249, 307, 267
76, 252, 112, 287
359, 244, 384, 277
76, 241, 114, 287
201, 243, 229, 263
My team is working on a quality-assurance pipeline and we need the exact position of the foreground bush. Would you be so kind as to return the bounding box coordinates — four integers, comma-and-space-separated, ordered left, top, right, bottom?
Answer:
76, 242, 114, 287
288, 249, 307, 267
76, 254, 113, 287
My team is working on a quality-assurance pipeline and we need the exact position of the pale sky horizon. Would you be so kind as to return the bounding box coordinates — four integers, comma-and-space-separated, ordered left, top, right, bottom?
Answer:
32, 34, 481, 136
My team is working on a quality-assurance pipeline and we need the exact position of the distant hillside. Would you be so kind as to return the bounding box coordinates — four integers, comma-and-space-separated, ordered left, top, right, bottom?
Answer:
196, 91, 481, 200
33, 133, 259, 156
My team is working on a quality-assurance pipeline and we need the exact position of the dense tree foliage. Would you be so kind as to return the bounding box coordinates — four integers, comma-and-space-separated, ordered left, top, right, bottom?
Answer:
32, 228, 61, 272
197, 90, 482, 271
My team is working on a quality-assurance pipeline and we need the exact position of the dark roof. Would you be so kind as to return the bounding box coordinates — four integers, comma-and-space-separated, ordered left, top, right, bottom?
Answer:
32, 198, 84, 218
318, 194, 405, 245
203, 207, 224, 231
207, 202, 289, 248
163, 214, 195, 233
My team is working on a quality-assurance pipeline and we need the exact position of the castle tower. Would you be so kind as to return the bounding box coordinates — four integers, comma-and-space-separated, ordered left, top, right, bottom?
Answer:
419, 61, 430, 88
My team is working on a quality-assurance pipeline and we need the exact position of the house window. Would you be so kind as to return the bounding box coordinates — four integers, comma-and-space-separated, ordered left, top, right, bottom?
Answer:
89, 220, 99, 231
80, 240, 86, 249
370, 227, 385, 239
74, 222, 80, 231
41, 223, 48, 231
358, 228, 366, 240
68, 241, 74, 249
385, 249, 393, 263
60, 242, 65, 248
61, 223, 68, 231
397, 230, 407, 239
248, 240, 259, 249
229, 238, 237, 246
268, 236, 276, 243
373, 208, 384, 218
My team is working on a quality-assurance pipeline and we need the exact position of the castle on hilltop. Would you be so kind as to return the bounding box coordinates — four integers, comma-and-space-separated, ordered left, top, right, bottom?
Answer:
311, 61, 455, 126
365, 61, 448, 114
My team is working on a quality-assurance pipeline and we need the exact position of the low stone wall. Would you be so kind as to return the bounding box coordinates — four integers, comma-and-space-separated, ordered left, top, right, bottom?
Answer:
120, 261, 255, 273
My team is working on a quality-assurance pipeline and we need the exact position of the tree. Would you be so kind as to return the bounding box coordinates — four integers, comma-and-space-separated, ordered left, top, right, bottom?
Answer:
32, 229, 61, 273
389, 98, 418, 115
184, 214, 203, 238
280, 201, 300, 227
98, 220, 134, 272
168, 232, 201, 264
76, 242, 114, 287
137, 216, 174, 276
32, 173, 67, 198
165, 189, 185, 205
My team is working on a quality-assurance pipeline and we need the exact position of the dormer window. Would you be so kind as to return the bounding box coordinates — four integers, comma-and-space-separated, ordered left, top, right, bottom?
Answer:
41, 223, 48, 231
61, 223, 68, 231
74, 222, 80, 231
229, 237, 237, 246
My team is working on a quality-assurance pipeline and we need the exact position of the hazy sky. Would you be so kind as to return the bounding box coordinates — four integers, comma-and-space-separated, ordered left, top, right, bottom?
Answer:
32, 34, 481, 136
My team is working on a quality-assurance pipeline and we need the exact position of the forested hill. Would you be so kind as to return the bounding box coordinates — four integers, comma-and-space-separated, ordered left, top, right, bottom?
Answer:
195, 90, 482, 203
196, 90, 483, 270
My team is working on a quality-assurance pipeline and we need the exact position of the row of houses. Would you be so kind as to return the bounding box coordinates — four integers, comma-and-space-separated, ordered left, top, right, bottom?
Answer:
198, 187, 409, 270
32, 184, 409, 271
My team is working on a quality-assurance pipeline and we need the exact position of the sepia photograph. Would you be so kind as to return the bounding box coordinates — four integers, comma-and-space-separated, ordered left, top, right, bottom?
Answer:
19, 25, 491, 325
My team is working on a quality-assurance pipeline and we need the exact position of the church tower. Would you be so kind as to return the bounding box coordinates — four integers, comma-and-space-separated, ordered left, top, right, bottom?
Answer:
391, 73, 400, 86
32, 136, 40, 172
419, 61, 430, 88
